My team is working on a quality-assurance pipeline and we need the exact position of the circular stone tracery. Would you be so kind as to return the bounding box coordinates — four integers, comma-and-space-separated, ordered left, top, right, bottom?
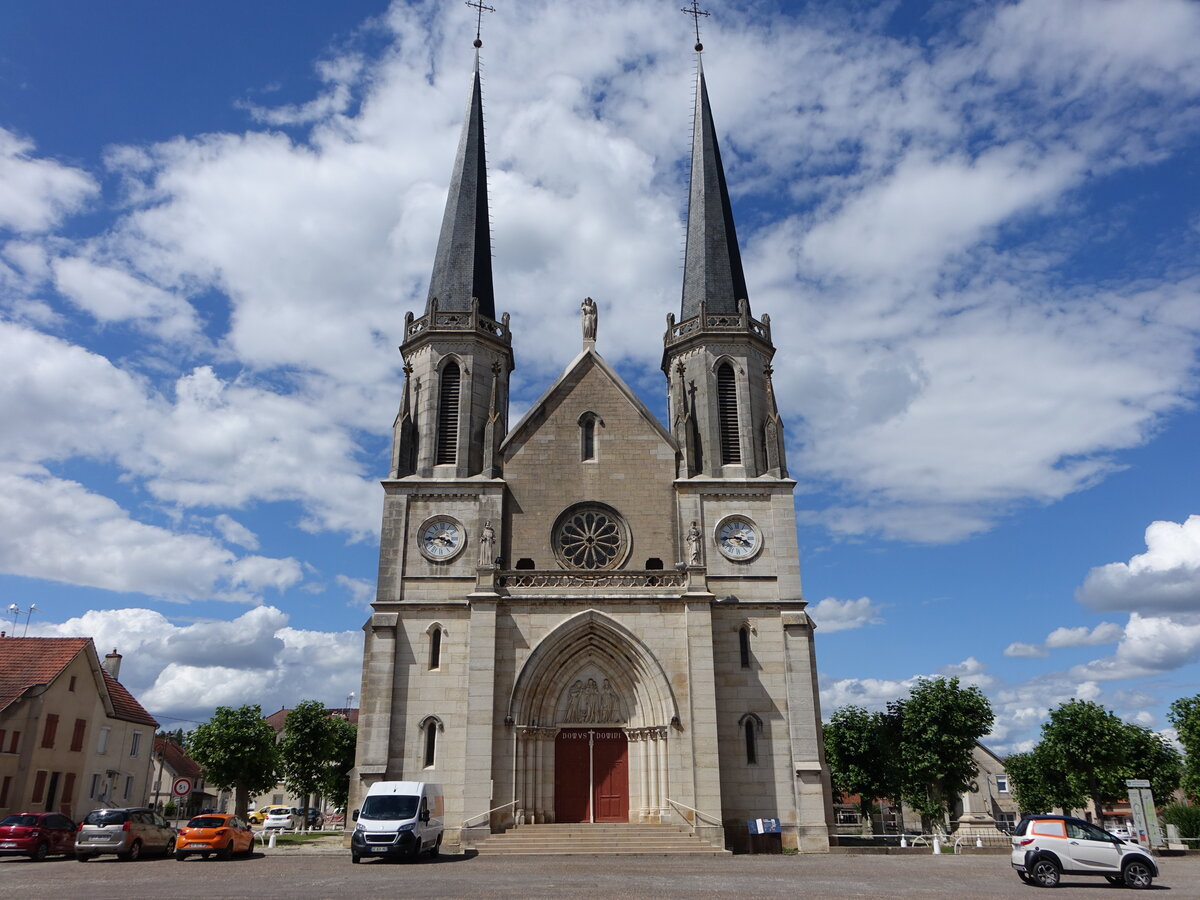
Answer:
552, 503, 630, 570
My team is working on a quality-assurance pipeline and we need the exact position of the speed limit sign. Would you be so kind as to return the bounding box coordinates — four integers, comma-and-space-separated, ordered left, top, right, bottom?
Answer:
172, 776, 192, 797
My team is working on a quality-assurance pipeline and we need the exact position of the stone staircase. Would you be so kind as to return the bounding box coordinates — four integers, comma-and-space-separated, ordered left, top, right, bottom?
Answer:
477, 823, 730, 856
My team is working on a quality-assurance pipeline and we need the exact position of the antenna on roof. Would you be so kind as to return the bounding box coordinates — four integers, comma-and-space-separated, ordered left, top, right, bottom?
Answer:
7, 602, 37, 637
681, 1, 710, 52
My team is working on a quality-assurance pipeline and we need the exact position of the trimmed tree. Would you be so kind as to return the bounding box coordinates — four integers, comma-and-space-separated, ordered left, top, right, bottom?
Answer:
1168, 694, 1200, 800
1038, 699, 1135, 811
323, 713, 357, 812
1006, 744, 1084, 816
188, 705, 279, 819
823, 705, 900, 834
891, 676, 994, 832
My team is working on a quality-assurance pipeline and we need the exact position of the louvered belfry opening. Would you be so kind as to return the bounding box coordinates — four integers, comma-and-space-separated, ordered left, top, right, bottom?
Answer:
436, 362, 461, 465
717, 363, 741, 465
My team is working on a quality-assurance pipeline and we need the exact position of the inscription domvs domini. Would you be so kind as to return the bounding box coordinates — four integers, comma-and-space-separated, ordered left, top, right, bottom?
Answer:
350, 10, 831, 853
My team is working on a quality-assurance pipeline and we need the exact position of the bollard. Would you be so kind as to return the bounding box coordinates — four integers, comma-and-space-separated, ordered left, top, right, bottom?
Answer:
268, 830, 277, 849
899, 835, 907, 848
932, 836, 941, 855
976, 837, 983, 848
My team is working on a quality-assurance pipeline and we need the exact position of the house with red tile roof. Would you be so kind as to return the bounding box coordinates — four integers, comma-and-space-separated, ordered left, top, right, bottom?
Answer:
0, 636, 157, 820
147, 735, 224, 818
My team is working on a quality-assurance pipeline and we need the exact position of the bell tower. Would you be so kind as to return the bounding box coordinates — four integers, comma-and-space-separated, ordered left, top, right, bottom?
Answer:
392, 52, 513, 480
662, 56, 787, 480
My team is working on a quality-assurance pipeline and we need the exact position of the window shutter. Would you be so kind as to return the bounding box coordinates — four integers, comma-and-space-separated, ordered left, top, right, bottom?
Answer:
717, 364, 741, 464
436, 362, 461, 465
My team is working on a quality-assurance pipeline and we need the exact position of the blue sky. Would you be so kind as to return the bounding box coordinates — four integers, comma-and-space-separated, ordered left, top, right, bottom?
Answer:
1, 0, 1198, 751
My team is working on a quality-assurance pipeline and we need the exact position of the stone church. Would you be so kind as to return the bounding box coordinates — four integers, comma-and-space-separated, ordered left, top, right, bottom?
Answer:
351, 41, 833, 852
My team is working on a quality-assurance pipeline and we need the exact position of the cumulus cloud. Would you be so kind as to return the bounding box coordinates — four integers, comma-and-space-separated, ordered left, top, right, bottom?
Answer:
32, 607, 361, 721
1070, 613, 1200, 681
0, 128, 98, 232
1045, 622, 1125, 648
1004, 642, 1048, 659
1076, 516, 1200, 613
807, 596, 883, 632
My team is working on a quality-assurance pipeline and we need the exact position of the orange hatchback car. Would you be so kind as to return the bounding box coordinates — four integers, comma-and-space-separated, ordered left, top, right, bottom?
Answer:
175, 814, 255, 861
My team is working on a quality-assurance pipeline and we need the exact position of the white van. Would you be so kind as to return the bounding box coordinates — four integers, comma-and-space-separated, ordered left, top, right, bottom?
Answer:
350, 781, 444, 863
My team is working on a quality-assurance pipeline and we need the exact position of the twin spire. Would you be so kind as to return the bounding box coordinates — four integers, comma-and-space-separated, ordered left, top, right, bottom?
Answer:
423, 22, 748, 327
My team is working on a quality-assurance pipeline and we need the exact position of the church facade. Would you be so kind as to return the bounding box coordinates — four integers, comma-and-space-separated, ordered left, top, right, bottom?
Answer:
350, 46, 833, 853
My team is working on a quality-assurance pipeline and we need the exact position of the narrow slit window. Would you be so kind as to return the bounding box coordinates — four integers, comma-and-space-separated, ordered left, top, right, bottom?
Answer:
739, 627, 751, 668
717, 363, 741, 464
436, 362, 461, 465
744, 719, 757, 764
424, 724, 437, 768
429, 627, 442, 670
580, 413, 597, 461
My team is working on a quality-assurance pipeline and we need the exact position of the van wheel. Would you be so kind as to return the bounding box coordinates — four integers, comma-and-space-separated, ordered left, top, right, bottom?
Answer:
407, 840, 422, 862
429, 833, 442, 858
351, 853, 361, 864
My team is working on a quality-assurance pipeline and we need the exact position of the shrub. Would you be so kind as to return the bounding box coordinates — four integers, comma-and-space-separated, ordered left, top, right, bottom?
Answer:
1160, 803, 1200, 843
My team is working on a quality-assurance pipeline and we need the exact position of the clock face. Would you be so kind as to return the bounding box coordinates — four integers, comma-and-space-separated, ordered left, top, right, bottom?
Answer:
419, 517, 465, 561
716, 516, 762, 561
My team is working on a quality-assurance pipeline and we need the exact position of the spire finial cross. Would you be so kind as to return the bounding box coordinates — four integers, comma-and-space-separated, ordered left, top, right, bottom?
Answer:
681, 1, 710, 52
466, 0, 495, 48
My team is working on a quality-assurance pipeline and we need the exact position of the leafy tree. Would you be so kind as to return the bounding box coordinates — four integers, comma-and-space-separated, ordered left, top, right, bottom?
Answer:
279, 700, 339, 821
1160, 802, 1200, 846
1168, 694, 1200, 800
322, 713, 358, 811
1036, 699, 1128, 810
188, 705, 279, 819
891, 676, 994, 831
1121, 724, 1182, 801
823, 705, 900, 833
1006, 745, 1084, 816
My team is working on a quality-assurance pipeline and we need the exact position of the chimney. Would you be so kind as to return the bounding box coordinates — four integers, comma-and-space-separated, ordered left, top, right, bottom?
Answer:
102, 647, 122, 680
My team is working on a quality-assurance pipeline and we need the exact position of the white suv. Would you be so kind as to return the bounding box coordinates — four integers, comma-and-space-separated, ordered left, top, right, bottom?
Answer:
1011, 814, 1157, 888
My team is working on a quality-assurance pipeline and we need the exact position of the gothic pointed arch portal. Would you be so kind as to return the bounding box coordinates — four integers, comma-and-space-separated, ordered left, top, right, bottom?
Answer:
508, 610, 679, 824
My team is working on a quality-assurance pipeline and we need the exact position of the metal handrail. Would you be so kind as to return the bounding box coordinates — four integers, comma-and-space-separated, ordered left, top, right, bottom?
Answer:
666, 798, 722, 832
461, 799, 517, 829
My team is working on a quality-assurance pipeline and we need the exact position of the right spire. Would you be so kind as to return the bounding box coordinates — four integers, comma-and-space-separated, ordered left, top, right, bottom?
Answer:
680, 54, 750, 320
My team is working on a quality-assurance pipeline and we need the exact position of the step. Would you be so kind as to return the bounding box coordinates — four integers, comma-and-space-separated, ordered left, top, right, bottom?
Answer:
478, 823, 730, 856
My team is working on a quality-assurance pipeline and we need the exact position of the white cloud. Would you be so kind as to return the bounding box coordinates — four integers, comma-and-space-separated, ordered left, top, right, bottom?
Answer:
1076, 515, 1200, 613
0, 128, 98, 232
807, 596, 882, 632
32, 606, 362, 721
1070, 613, 1200, 681
938, 656, 997, 691
52, 255, 200, 341
1004, 642, 1048, 659
1045, 622, 1124, 648
336, 574, 375, 609
213, 514, 260, 550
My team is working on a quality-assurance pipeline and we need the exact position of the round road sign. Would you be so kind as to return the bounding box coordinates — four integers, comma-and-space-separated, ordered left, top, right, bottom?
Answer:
172, 776, 192, 797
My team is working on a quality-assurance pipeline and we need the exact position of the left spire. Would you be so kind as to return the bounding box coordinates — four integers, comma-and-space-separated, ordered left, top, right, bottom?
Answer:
425, 5, 496, 318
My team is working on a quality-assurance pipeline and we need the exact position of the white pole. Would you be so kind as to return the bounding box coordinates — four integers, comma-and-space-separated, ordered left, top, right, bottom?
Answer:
933, 836, 941, 855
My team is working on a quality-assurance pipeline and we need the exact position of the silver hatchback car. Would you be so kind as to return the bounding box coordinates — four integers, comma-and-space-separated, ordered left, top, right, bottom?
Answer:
76, 807, 177, 861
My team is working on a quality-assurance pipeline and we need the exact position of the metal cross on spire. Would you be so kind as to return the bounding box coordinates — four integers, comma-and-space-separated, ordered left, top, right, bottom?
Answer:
466, 0, 495, 48
681, 1, 710, 52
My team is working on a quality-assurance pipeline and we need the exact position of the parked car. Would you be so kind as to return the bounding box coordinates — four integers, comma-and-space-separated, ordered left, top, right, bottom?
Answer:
1011, 814, 1157, 889
263, 808, 299, 830
0, 812, 77, 860
76, 807, 176, 861
175, 814, 255, 860
1109, 827, 1133, 840
300, 808, 325, 830
248, 804, 290, 825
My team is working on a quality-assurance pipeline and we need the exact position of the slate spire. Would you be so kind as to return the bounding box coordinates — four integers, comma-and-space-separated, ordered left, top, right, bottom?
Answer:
680, 56, 749, 320
426, 52, 495, 319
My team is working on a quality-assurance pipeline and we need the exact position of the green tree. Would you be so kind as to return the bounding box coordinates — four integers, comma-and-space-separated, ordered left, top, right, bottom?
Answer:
279, 700, 339, 822
1006, 745, 1084, 816
1168, 694, 1200, 800
823, 705, 900, 833
891, 676, 994, 831
322, 713, 357, 811
1038, 699, 1135, 811
1121, 724, 1182, 801
187, 705, 279, 819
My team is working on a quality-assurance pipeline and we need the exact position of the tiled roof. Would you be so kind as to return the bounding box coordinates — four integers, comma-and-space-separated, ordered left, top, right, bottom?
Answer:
264, 706, 359, 734
0, 636, 91, 713
154, 736, 201, 778
101, 668, 158, 727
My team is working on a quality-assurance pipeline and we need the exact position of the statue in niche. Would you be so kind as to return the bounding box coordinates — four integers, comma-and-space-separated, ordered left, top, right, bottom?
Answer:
582, 678, 600, 722
479, 520, 495, 567
565, 679, 584, 721
581, 296, 598, 343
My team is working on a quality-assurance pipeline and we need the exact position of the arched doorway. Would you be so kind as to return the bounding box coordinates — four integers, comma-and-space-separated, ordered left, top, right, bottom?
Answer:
508, 610, 678, 825
554, 729, 629, 823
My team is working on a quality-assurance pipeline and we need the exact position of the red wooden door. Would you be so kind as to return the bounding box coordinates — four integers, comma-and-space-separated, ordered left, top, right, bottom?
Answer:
555, 730, 591, 822
592, 730, 629, 822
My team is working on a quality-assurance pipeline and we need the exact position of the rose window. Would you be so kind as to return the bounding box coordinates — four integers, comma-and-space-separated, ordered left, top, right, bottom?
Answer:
553, 503, 629, 570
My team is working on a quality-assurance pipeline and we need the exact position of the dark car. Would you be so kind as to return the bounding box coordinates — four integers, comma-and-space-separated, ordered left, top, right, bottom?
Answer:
300, 808, 325, 829
0, 812, 77, 860
76, 807, 176, 861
